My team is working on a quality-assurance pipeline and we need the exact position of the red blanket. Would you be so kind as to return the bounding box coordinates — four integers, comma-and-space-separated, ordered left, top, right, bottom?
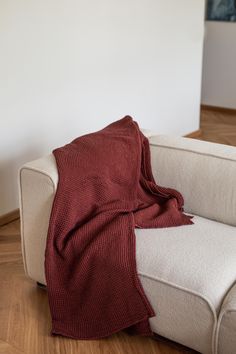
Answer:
45, 117, 193, 339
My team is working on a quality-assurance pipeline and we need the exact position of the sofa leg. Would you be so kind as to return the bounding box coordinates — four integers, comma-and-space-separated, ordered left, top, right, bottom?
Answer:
37, 282, 46, 289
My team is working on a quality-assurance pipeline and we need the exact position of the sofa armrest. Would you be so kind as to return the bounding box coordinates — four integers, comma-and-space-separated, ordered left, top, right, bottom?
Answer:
19, 154, 58, 283
149, 135, 236, 226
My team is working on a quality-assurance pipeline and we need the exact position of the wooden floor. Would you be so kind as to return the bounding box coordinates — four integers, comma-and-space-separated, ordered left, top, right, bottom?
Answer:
198, 107, 236, 146
1, 108, 236, 354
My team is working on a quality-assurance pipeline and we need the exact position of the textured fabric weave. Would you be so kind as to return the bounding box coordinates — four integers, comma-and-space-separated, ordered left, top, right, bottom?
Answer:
45, 116, 193, 339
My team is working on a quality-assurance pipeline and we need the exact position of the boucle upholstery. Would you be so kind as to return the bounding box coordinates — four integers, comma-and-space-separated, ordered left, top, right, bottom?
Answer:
216, 283, 236, 354
149, 135, 236, 226
19, 135, 236, 354
137, 216, 236, 353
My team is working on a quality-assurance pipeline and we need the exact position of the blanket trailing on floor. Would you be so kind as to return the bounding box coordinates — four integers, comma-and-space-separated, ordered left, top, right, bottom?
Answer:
45, 116, 193, 339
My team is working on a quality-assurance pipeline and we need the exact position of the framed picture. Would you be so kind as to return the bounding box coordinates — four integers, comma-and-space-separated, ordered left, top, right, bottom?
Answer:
207, 0, 236, 22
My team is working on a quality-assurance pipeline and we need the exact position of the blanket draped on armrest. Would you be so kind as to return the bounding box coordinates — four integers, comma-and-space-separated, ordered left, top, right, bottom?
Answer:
45, 116, 193, 339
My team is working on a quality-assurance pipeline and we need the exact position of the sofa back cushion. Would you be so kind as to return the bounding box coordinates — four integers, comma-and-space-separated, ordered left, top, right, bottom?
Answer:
149, 135, 236, 226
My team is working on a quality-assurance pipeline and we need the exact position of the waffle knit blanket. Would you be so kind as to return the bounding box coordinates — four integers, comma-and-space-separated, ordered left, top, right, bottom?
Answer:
45, 116, 193, 339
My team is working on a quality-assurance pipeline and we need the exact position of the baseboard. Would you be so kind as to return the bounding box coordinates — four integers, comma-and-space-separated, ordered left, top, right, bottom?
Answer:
0, 209, 20, 227
184, 129, 202, 138
201, 104, 236, 115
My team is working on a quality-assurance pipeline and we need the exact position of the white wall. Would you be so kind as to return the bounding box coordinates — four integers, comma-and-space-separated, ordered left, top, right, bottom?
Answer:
0, 0, 205, 216
202, 21, 236, 108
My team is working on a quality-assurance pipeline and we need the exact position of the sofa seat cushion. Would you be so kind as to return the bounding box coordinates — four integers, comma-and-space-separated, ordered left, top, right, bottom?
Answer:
136, 215, 236, 312
135, 215, 236, 353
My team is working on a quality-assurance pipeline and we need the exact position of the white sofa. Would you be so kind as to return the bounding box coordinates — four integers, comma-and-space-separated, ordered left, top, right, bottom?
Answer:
19, 135, 236, 354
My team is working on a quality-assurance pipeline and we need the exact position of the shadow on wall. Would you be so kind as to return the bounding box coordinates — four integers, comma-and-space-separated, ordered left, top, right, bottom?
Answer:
0, 146, 43, 215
